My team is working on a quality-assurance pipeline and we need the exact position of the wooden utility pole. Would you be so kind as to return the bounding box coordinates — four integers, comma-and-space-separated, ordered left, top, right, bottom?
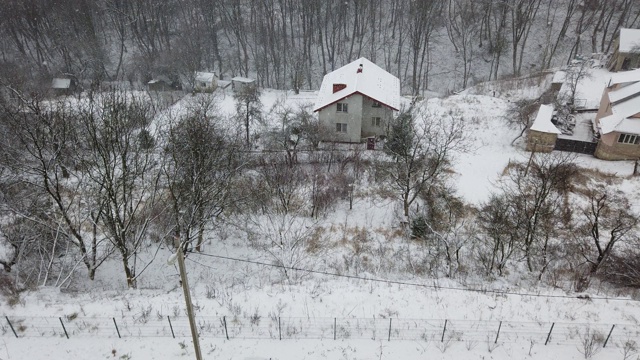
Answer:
175, 237, 204, 360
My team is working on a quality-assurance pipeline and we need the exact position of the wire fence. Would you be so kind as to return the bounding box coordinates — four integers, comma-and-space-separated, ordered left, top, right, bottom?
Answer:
2, 314, 639, 348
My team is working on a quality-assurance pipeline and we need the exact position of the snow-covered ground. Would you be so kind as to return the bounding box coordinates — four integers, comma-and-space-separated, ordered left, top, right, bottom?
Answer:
3, 78, 640, 360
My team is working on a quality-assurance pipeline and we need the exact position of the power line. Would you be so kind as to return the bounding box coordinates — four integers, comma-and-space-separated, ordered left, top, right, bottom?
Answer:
189, 251, 636, 302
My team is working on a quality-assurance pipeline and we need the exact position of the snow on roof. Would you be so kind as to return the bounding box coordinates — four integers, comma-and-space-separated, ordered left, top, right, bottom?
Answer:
619, 28, 640, 53
231, 76, 255, 83
599, 115, 640, 135
600, 94, 640, 134
609, 68, 640, 85
612, 92, 640, 118
313, 57, 400, 112
608, 81, 640, 103
529, 104, 561, 134
51, 78, 71, 89
195, 71, 216, 83
552, 70, 566, 84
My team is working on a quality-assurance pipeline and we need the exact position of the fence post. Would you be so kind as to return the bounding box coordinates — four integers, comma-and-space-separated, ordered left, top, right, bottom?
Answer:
603, 324, 615, 348
441, 320, 448, 342
494, 321, 502, 344
113, 317, 121, 339
388, 318, 392, 341
59, 317, 69, 339
544, 323, 555, 345
5, 316, 18, 338
334, 318, 336, 340
167, 316, 175, 339
223, 316, 229, 340
278, 317, 282, 340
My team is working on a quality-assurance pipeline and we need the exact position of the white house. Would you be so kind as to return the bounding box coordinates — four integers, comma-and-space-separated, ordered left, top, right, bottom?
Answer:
194, 71, 217, 92
313, 57, 400, 142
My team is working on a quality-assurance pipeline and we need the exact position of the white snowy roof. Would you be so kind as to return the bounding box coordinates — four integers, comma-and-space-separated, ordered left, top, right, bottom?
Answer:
609, 68, 640, 85
552, 70, 566, 84
530, 104, 561, 134
608, 81, 640, 103
599, 94, 640, 134
600, 115, 640, 135
51, 78, 71, 89
314, 57, 400, 112
619, 28, 640, 53
232, 76, 255, 83
195, 71, 216, 83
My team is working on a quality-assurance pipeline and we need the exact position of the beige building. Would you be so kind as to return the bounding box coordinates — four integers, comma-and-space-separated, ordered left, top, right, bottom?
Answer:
314, 58, 400, 143
527, 104, 561, 153
608, 28, 640, 72
594, 69, 640, 160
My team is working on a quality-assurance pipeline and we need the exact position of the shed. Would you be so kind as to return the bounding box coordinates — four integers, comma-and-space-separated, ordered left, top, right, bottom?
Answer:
148, 76, 180, 92
194, 71, 217, 92
51, 78, 77, 96
231, 76, 256, 93
527, 104, 561, 152
608, 28, 640, 72
551, 70, 566, 92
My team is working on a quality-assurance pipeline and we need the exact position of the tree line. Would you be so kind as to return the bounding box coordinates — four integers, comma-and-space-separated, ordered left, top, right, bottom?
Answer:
1, 0, 639, 95
1, 90, 638, 293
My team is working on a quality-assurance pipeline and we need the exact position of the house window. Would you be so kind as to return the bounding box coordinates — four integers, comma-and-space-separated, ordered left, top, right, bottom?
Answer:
372, 101, 382, 108
336, 123, 348, 132
200, 82, 207, 87
372, 117, 382, 127
337, 103, 348, 112
617, 133, 640, 144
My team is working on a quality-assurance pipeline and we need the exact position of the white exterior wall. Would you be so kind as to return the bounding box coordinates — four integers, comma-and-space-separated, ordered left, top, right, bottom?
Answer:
318, 94, 363, 142
360, 96, 393, 138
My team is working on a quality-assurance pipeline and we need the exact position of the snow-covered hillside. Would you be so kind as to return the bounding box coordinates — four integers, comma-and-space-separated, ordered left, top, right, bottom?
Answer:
3, 81, 640, 360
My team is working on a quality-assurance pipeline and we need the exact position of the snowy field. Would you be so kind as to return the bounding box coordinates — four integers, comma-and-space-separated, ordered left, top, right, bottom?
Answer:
3, 76, 640, 360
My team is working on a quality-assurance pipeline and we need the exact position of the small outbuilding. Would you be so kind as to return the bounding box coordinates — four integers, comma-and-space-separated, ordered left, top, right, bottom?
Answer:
51, 78, 77, 96
194, 71, 217, 92
527, 104, 561, 153
231, 76, 256, 93
608, 28, 640, 72
148, 76, 180, 92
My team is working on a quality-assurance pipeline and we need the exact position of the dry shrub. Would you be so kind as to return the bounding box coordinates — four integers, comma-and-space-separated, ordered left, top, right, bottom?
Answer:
305, 226, 327, 254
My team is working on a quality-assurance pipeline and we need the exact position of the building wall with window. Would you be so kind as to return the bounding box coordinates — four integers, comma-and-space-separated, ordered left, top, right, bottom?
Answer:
595, 130, 640, 160
360, 96, 393, 138
318, 94, 364, 142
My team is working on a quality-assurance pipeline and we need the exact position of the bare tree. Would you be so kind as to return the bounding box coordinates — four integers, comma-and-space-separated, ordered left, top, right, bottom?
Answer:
78, 91, 161, 288
446, 0, 481, 88
508, 0, 542, 76
247, 212, 324, 284
1, 96, 111, 282
578, 190, 639, 277
234, 83, 262, 147
164, 98, 243, 252
498, 153, 577, 274
383, 106, 468, 219
477, 194, 519, 276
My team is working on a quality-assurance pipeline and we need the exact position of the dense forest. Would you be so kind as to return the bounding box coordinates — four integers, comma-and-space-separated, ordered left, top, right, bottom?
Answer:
1, 0, 639, 95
